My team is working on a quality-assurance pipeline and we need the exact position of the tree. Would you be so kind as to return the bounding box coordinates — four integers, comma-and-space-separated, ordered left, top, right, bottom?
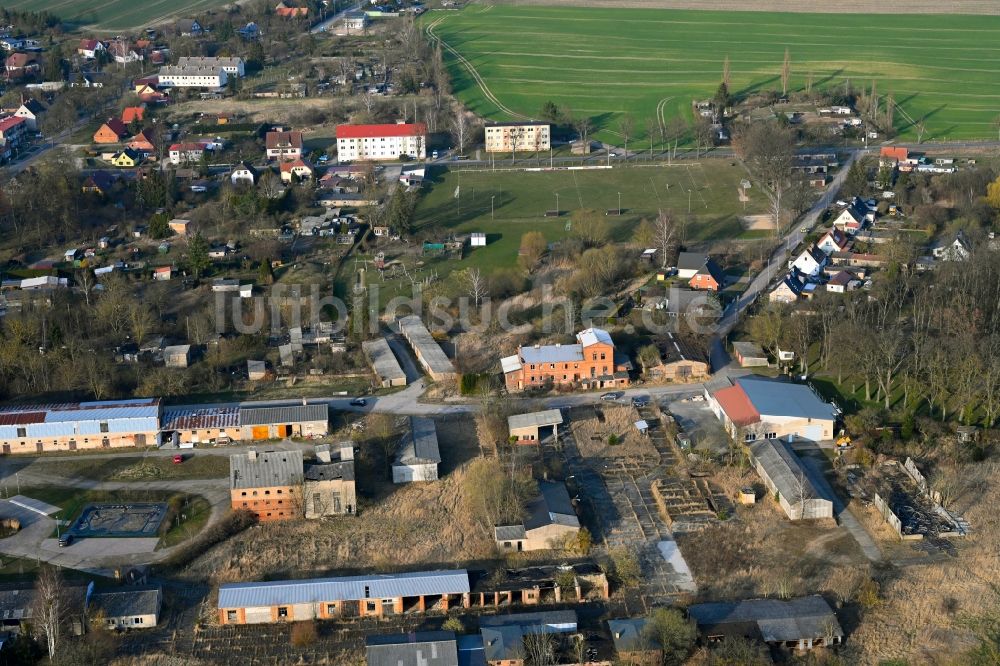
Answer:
147, 213, 171, 239
540, 100, 560, 123
518, 231, 547, 272
732, 122, 795, 235
128, 302, 155, 347
722, 54, 731, 88
186, 233, 211, 278
33, 564, 64, 660
44, 43, 64, 82
570, 209, 609, 247
574, 113, 592, 147
645, 607, 696, 665
781, 47, 791, 96
75, 268, 97, 307
452, 107, 470, 156
465, 267, 488, 309
618, 113, 634, 156
693, 117, 715, 157
638, 344, 661, 372
645, 117, 657, 157
609, 547, 641, 587
713, 82, 730, 117
843, 157, 870, 198
651, 208, 677, 268
708, 636, 770, 666
986, 176, 1000, 210
258, 259, 275, 285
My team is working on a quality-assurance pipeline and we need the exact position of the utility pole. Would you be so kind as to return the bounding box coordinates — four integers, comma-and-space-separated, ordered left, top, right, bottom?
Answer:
491, 195, 495, 220
687, 189, 692, 214
555, 192, 560, 215
618, 191, 621, 216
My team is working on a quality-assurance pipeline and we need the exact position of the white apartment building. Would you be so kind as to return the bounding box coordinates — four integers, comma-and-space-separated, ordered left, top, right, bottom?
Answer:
176, 56, 245, 77
484, 121, 551, 153
336, 122, 427, 162
157, 66, 228, 89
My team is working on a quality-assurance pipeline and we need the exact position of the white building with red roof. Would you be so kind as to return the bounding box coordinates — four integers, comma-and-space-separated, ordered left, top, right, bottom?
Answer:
0, 115, 27, 147
168, 142, 205, 165
336, 122, 427, 162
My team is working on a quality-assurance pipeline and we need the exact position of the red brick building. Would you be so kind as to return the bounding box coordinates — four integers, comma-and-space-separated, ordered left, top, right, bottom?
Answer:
501, 328, 631, 392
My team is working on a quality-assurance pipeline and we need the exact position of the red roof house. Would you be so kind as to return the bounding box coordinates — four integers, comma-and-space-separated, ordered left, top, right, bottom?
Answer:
121, 106, 145, 124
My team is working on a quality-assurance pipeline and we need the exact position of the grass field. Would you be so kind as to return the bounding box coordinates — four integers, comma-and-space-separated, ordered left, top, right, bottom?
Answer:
427, 5, 1000, 142
7, 0, 232, 31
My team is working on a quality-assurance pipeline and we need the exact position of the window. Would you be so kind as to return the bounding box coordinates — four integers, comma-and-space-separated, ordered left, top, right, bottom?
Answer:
134, 617, 143, 625
600, 352, 606, 360
327, 603, 337, 615
366, 600, 377, 612
227, 610, 237, 622
592, 353, 597, 361
277, 489, 283, 494
252, 491, 258, 496
241, 491, 247, 496
99, 422, 109, 433
277, 607, 288, 618
16, 427, 25, 438
264, 490, 270, 495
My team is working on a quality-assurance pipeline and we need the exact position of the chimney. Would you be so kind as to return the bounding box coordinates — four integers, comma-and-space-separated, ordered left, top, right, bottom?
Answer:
247, 449, 258, 461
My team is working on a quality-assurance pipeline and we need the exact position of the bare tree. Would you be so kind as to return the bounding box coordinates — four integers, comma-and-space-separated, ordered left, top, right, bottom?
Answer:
33, 564, 64, 660
574, 114, 592, 148
733, 122, 796, 235
618, 113, 634, 156
645, 117, 657, 158
522, 631, 556, 666
781, 48, 791, 96
359, 89, 376, 117
452, 107, 469, 156
885, 93, 895, 131
75, 269, 96, 307
916, 118, 927, 144
722, 54, 731, 88
652, 209, 677, 268
466, 267, 488, 309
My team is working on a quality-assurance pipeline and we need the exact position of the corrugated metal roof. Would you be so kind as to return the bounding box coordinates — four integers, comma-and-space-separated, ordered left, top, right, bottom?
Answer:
396, 417, 440, 465
366, 631, 459, 666
688, 596, 843, 642
519, 343, 583, 365
89, 587, 161, 619
736, 376, 837, 421
218, 569, 469, 609
230, 450, 304, 489
507, 410, 563, 432
749, 439, 827, 503
397, 316, 455, 377
163, 407, 240, 430
576, 328, 613, 348
499, 355, 522, 374
239, 404, 328, 426
362, 338, 406, 383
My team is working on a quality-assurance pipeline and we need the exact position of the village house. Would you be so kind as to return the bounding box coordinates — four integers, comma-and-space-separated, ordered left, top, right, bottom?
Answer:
608, 618, 661, 666
769, 272, 804, 304
481, 611, 578, 666
688, 596, 843, 651
175, 19, 203, 37
94, 118, 129, 144
501, 328, 631, 392
336, 123, 427, 162
790, 245, 827, 277
275, 0, 310, 17
393, 416, 441, 483
126, 130, 156, 153
484, 121, 551, 153
826, 270, 860, 293
495, 480, 580, 552
176, 56, 245, 77
77, 39, 106, 59
706, 375, 838, 443
88, 586, 163, 629
265, 130, 303, 160
218, 569, 471, 624
647, 331, 709, 381
0, 581, 91, 636
121, 106, 145, 124
879, 145, 908, 167
5, 52, 40, 78
832, 198, 871, 235
280, 158, 314, 182
816, 228, 850, 255
13, 99, 45, 130
688, 257, 726, 291
109, 40, 143, 64
675, 252, 708, 279
343, 11, 369, 32
304, 444, 357, 518
507, 409, 563, 444
230, 161, 258, 186
168, 142, 205, 165
0, 115, 28, 147
931, 230, 971, 261
229, 449, 305, 521
110, 148, 141, 168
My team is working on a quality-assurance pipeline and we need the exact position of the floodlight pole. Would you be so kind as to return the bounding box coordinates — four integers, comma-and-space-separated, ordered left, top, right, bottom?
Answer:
687, 189, 692, 214
491, 195, 495, 220
556, 192, 560, 214
618, 191, 621, 216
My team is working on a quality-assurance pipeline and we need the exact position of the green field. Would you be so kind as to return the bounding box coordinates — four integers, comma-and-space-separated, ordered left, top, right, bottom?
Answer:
8, 0, 230, 30
427, 6, 1000, 142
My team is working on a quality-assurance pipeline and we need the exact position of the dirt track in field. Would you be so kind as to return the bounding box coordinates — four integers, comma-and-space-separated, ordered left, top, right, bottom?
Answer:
494, 0, 1000, 14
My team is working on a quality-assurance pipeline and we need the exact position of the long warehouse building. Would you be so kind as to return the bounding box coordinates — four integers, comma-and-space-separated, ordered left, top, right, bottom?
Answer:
0, 399, 161, 454
218, 569, 471, 624
397, 315, 456, 383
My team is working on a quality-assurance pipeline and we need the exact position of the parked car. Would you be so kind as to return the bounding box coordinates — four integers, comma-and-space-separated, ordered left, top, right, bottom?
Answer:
600, 392, 622, 402
350, 398, 367, 407
58, 534, 72, 547
173, 454, 184, 464
631, 396, 650, 408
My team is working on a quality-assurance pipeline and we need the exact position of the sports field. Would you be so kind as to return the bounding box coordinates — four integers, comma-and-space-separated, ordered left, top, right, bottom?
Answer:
427, 5, 1000, 142
7, 0, 231, 31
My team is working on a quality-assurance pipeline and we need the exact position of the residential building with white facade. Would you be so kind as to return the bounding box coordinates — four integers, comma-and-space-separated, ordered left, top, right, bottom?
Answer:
484, 121, 551, 153
336, 123, 426, 162
176, 56, 245, 77
157, 66, 228, 89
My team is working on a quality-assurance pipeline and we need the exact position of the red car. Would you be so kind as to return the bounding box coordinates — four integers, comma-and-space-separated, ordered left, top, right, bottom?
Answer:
173, 454, 184, 464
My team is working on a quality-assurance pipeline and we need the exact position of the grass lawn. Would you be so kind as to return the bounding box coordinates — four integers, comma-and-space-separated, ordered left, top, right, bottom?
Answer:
159, 495, 212, 548
31, 454, 231, 483
427, 6, 1000, 142
8, 0, 233, 31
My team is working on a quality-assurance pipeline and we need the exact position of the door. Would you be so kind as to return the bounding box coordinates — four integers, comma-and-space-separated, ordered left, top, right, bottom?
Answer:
2, 444, 9, 455
101, 437, 111, 448
278, 424, 291, 438
251, 426, 269, 440
68, 440, 77, 451
35, 442, 43, 453
802, 425, 825, 442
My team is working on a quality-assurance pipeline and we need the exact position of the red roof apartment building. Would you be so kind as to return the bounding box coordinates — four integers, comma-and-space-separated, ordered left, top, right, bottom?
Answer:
336, 122, 427, 162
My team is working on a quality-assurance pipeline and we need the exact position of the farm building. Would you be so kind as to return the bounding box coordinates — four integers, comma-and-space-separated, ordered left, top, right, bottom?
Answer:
501, 328, 631, 392
229, 449, 305, 521
163, 344, 192, 368
153, 264, 172, 281
484, 121, 551, 153
397, 315, 456, 382
608, 618, 661, 665
481, 611, 578, 665
0, 581, 91, 636
362, 338, 407, 388
393, 417, 441, 483
366, 631, 459, 666
507, 409, 563, 444
87, 586, 162, 629
0, 399, 161, 454
469, 563, 609, 608
238, 404, 329, 440
304, 444, 357, 518
648, 332, 709, 381
161, 407, 241, 446
688, 596, 843, 651
748, 439, 833, 520
248, 360, 267, 381
495, 481, 580, 552
217, 569, 471, 624
705, 375, 837, 442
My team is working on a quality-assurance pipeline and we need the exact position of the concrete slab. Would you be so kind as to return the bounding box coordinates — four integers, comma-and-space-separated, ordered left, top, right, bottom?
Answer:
657, 539, 697, 592
40, 537, 159, 557
9, 495, 61, 516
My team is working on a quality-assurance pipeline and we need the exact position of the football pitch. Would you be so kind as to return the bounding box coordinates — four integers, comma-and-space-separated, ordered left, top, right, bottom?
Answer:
426, 5, 1000, 142
9, 0, 231, 31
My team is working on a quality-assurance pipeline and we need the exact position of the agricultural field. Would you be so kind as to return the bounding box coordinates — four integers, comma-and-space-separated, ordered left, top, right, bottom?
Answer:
426, 5, 1000, 142
5, 0, 231, 31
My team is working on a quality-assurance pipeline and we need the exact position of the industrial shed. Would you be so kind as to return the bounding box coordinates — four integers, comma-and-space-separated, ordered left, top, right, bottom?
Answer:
162, 407, 241, 446
218, 569, 471, 624
362, 338, 407, 388
88, 586, 162, 629
749, 439, 833, 520
507, 409, 563, 444
397, 315, 456, 382
239, 404, 329, 440
366, 630, 459, 666
393, 417, 441, 483
495, 481, 580, 552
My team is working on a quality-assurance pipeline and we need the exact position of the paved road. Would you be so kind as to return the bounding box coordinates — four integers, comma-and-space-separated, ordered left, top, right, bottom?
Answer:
310, 2, 362, 34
